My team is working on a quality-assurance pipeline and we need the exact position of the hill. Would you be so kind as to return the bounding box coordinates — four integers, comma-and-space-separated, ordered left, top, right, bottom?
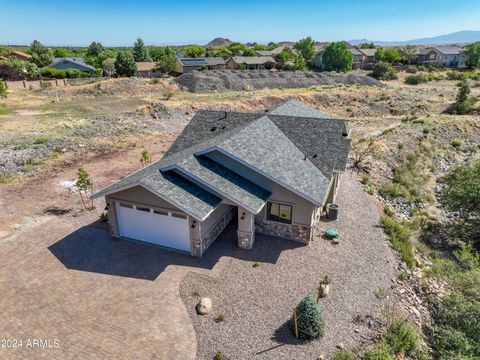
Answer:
350, 30, 480, 46
206, 37, 233, 48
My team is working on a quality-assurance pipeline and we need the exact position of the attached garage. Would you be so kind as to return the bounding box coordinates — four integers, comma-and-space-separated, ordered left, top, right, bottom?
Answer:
115, 202, 191, 252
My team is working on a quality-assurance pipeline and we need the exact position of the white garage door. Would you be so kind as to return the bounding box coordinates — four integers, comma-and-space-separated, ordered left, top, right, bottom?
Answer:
116, 202, 191, 252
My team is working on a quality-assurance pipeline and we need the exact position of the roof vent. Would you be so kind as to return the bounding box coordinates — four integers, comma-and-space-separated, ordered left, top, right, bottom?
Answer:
312, 154, 317, 159
210, 126, 217, 132
303, 155, 307, 161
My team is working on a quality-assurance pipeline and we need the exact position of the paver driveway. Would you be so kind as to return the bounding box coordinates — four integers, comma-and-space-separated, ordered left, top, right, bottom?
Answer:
0, 212, 229, 359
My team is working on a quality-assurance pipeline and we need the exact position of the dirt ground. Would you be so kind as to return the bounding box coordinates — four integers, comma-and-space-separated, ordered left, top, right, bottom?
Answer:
0, 73, 479, 358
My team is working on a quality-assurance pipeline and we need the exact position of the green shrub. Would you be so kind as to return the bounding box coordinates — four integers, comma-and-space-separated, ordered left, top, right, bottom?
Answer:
0, 81, 6, 98
451, 140, 462, 148
214, 314, 224, 323
447, 70, 467, 81
406, 66, 418, 74
435, 327, 473, 359
371, 62, 397, 80
65, 69, 82, 78
34, 135, 49, 144
405, 73, 432, 85
361, 347, 394, 360
383, 319, 421, 356
333, 350, 355, 360
379, 183, 408, 198
290, 295, 325, 340
214, 351, 223, 360
380, 216, 415, 268
383, 206, 394, 217
41, 67, 66, 79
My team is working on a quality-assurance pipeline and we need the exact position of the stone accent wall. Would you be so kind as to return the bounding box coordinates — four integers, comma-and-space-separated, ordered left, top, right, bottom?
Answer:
237, 228, 255, 249
191, 238, 202, 258
106, 198, 119, 238
255, 216, 312, 244
199, 206, 235, 256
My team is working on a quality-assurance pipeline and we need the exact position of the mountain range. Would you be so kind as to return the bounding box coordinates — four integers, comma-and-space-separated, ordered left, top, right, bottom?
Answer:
349, 30, 480, 46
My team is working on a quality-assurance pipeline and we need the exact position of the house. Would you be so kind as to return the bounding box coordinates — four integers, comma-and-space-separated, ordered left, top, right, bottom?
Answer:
226, 56, 276, 70
46, 58, 96, 74
358, 48, 377, 68
177, 57, 227, 73
255, 46, 288, 58
3, 50, 32, 61
425, 46, 465, 68
136, 62, 162, 78
91, 100, 351, 257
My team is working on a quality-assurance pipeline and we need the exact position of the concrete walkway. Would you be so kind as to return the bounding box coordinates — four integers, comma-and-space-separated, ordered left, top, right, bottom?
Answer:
0, 213, 229, 360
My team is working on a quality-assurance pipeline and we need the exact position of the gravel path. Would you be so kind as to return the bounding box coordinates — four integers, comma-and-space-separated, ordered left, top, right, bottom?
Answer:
180, 170, 399, 360
175, 70, 384, 93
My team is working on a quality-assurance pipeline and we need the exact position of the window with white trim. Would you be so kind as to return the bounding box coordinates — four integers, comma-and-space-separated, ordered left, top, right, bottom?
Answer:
266, 201, 292, 224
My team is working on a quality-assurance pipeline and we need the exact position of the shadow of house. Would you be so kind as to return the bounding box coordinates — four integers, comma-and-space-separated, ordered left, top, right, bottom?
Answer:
49, 219, 304, 281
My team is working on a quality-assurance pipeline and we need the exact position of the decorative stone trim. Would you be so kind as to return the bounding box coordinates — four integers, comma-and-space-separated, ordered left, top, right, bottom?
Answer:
237, 227, 255, 249
199, 206, 235, 255
255, 216, 312, 244
106, 199, 119, 238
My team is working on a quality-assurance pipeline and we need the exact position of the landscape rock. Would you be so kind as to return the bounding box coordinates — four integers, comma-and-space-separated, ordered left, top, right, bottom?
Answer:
195, 297, 212, 315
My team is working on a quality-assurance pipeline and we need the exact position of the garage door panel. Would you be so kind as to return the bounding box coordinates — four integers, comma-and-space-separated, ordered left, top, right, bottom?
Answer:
116, 203, 190, 252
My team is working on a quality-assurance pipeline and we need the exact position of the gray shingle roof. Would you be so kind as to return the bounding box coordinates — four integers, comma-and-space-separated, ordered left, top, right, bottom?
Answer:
49, 57, 95, 71
266, 99, 330, 118
432, 46, 464, 55
92, 100, 351, 219
216, 116, 331, 206
230, 56, 276, 65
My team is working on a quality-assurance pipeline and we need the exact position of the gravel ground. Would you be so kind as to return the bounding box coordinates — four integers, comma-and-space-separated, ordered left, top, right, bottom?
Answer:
180, 170, 399, 360
175, 70, 384, 93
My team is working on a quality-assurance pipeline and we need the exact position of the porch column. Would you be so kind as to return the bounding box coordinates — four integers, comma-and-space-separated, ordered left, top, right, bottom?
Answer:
237, 206, 255, 249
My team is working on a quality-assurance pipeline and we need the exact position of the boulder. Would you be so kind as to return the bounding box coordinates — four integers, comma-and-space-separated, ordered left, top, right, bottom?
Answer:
196, 297, 212, 315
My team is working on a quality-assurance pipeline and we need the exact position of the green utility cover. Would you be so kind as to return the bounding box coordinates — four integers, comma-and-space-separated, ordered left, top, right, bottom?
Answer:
325, 229, 338, 239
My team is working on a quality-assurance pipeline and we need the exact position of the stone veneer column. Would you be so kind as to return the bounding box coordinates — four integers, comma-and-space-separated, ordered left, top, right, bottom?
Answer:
237, 206, 255, 249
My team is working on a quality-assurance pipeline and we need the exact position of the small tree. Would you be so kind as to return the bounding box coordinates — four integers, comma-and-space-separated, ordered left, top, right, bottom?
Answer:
154, 47, 177, 73
115, 51, 137, 77
294, 36, 316, 63
75, 168, 94, 210
290, 295, 325, 340
242, 48, 256, 57
86, 41, 104, 57
465, 43, 480, 70
133, 37, 149, 61
140, 148, 151, 167
322, 42, 353, 72
352, 138, 380, 171
184, 46, 206, 58
447, 81, 477, 115
102, 58, 116, 76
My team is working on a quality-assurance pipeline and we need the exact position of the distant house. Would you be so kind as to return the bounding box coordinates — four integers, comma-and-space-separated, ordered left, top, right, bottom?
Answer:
358, 48, 377, 68
226, 56, 276, 70
46, 58, 96, 74
3, 50, 32, 61
255, 46, 288, 58
177, 57, 227, 73
425, 46, 465, 68
136, 62, 162, 78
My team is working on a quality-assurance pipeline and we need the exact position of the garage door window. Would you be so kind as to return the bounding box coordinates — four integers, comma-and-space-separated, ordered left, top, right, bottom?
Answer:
172, 213, 187, 219
119, 203, 133, 209
154, 209, 168, 216
136, 206, 151, 212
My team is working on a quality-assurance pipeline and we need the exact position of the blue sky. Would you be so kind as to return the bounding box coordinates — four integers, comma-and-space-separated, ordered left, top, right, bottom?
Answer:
1, 0, 480, 46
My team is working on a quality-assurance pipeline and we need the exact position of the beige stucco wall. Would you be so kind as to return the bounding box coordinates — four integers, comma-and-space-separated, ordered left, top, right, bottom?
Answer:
205, 151, 316, 226
108, 185, 183, 213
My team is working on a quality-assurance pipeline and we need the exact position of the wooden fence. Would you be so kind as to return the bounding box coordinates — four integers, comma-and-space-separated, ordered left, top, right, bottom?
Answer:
3, 77, 107, 90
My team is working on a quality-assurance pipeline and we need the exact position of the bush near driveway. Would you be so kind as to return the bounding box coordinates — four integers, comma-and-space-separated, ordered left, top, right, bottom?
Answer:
290, 295, 325, 340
